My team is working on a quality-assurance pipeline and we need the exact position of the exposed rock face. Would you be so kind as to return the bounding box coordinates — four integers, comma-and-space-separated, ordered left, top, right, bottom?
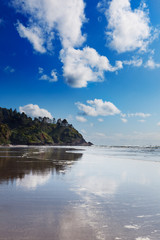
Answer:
0, 107, 92, 146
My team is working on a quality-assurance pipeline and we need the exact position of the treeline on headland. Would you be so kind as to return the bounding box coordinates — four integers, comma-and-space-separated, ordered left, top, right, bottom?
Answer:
0, 107, 92, 146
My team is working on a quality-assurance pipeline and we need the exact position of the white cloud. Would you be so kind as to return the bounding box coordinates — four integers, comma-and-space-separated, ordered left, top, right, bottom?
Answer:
50, 70, 58, 82
19, 104, 52, 119
145, 57, 160, 69
123, 58, 143, 67
128, 113, 151, 118
39, 69, 58, 82
16, 22, 46, 53
60, 47, 123, 88
120, 112, 151, 123
12, 0, 125, 88
157, 122, 160, 127
121, 118, 128, 123
4, 66, 15, 73
12, 0, 86, 50
76, 99, 121, 117
76, 116, 87, 123
101, 0, 151, 53
98, 118, 104, 122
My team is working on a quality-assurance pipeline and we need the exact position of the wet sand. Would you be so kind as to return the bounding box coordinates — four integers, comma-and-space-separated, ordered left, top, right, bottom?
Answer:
0, 146, 160, 240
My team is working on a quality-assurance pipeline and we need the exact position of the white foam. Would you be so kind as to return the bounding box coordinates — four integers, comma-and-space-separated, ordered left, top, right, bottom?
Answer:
137, 215, 152, 218
124, 224, 140, 230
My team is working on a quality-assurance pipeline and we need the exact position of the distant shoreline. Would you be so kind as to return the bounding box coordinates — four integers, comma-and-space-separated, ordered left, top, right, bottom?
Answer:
0, 142, 93, 147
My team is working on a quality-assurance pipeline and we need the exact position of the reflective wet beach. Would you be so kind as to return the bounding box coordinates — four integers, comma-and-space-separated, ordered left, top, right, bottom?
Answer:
0, 146, 160, 240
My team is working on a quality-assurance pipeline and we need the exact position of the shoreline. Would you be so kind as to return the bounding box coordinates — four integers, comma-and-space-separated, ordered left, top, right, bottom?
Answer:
0, 142, 93, 148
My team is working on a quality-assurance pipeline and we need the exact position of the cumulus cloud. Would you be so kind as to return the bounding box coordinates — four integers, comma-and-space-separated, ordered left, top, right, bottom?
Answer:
60, 47, 123, 88
123, 58, 143, 67
12, 0, 86, 50
50, 70, 58, 82
100, 0, 152, 53
39, 69, 58, 82
144, 57, 160, 69
76, 116, 87, 123
16, 22, 46, 53
157, 122, 160, 127
12, 0, 126, 88
76, 99, 121, 117
19, 104, 52, 119
12, 0, 151, 89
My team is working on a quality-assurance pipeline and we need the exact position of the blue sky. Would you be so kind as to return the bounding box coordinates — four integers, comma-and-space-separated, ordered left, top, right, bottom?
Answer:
1, 0, 160, 145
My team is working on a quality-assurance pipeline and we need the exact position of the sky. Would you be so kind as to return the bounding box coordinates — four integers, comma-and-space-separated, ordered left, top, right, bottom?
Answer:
1, 0, 160, 145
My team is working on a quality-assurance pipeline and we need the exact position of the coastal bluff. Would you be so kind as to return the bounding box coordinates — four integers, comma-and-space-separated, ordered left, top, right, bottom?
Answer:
0, 107, 92, 146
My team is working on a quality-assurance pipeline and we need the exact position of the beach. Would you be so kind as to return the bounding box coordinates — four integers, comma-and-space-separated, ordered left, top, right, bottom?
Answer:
0, 146, 160, 240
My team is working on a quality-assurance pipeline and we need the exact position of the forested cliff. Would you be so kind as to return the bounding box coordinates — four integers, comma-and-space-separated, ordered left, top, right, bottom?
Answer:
0, 107, 92, 146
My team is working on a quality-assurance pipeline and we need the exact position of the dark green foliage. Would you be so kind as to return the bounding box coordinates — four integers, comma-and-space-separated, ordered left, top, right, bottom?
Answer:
0, 107, 90, 146
0, 124, 11, 144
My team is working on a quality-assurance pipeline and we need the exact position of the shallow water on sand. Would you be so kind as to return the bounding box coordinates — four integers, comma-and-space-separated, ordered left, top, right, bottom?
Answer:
0, 146, 160, 240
